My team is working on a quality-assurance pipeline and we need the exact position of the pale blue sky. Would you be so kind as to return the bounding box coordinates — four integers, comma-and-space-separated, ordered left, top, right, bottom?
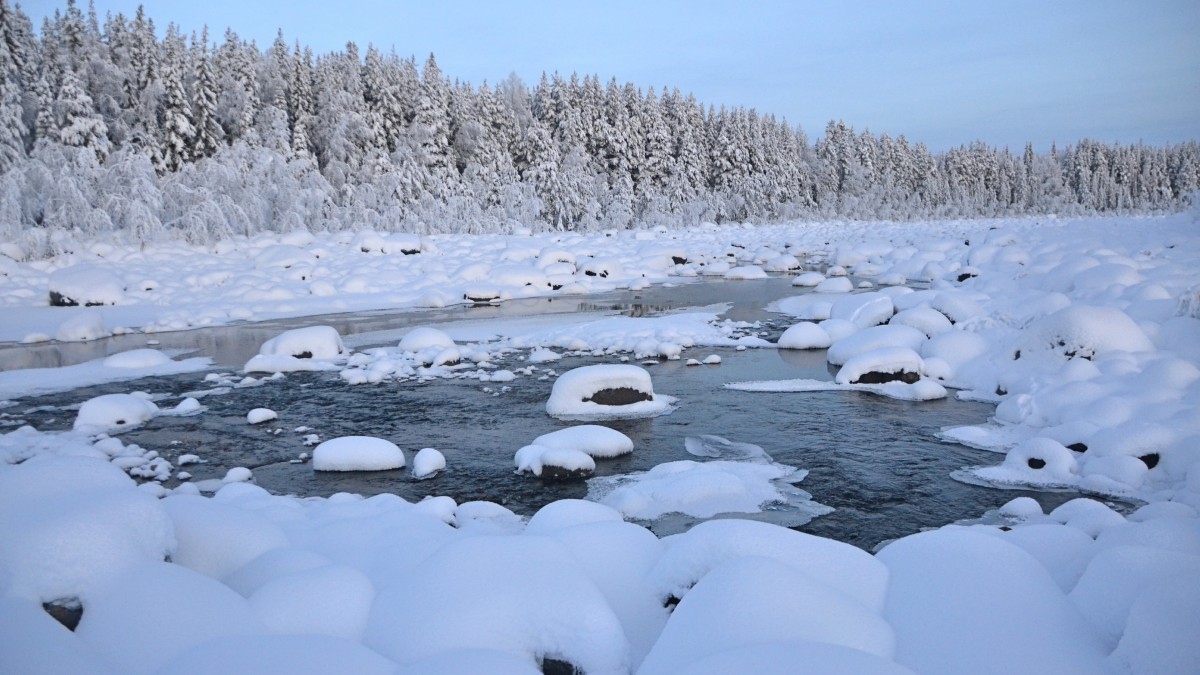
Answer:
26, 0, 1200, 151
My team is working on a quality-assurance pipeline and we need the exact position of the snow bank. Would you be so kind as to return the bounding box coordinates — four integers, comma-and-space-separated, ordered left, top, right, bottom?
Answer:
546, 364, 675, 420
312, 436, 406, 472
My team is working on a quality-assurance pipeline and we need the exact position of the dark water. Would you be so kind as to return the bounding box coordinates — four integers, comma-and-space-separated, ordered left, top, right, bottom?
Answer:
2, 276, 1086, 550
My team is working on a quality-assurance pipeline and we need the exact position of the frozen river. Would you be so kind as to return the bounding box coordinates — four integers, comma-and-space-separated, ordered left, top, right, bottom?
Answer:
1, 277, 1086, 550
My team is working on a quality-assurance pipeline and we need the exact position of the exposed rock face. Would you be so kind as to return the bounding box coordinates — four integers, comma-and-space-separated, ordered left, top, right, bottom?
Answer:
850, 370, 921, 385
583, 387, 653, 406
538, 465, 594, 481
43, 598, 83, 631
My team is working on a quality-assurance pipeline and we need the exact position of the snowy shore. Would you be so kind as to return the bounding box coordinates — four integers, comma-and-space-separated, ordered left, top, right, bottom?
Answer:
2, 213, 1199, 674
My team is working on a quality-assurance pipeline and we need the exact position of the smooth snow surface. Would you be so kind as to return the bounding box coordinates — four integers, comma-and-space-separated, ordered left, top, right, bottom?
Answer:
312, 436, 406, 472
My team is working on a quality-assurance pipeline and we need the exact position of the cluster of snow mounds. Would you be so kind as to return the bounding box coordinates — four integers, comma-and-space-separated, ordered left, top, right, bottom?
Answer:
244, 325, 348, 373
515, 425, 634, 480
546, 364, 676, 420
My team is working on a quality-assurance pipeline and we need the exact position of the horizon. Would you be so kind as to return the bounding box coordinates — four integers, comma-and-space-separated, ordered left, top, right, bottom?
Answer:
21, 0, 1200, 153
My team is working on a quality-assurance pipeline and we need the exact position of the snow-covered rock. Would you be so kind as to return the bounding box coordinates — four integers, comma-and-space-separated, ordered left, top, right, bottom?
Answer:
312, 437, 406, 472
49, 265, 124, 306
74, 393, 159, 434
546, 364, 674, 420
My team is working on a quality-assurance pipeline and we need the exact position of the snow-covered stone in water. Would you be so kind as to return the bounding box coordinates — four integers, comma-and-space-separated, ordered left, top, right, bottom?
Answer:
724, 265, 767, 280
826, 264, 848, 277
398, 326, 455, 352
257, 325, 345, 360
49, 265, 124, 306
815, 276, 854, 293
533, 425, 634, 459
818, 318, 858, 342
763, 254, 801, 272
830, 292, 894, 329
222, 467, 253, 483
702, 354, 722, 364
246, 408, 277, 425
412, 447, 446, 479
835, 347, 924, 385
103, 349, 173, 369
791, 271, 825, 287
889, 306, 954, 337
515, 444, 596, 480
974, 437, 1080, 488
827, 324, 927, 366
528, 347, 562, 363
546, 364, 674, 420
312, 436, 405, 472
55, 310, 108, 342
777, 322, 831, 350
1016, 305, 1154, 361
74, 393, 159, 434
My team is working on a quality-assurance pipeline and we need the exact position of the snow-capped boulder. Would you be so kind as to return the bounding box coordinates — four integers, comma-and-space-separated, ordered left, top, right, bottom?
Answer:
791, 271, 825, 287
246, 408, 277, 425
398, 326, 455, 352
777, 322, 832, 350
49, 265, 124, 307
514, 444, 596, 480
532, 425, 634, 459
312, 437, 405, 472
1014, 305, 1154, 361
412, 447, 446, 479
835, 347, 924, 385
257, 325, 346, 360
102, 349, 174, 369
974, 437, 1081, 488
74, 393, 159, 434
827, 325, 927, 366
546, 364, 674, 420
830, 292, 895, 329
55, 310, 109, 342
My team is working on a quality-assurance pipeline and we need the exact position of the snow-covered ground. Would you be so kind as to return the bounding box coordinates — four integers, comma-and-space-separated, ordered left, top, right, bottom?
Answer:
1, 213, 1199, 674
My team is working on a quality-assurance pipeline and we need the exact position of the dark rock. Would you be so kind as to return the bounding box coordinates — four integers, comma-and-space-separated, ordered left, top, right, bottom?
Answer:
995, 386, 1008, 396
957, 272, 977, 282
1067, 443, 1088, 453
1139, 453, 1160, 469
48, 291, 108, 307
584, 387, 653, 406
671, 256, 688, 265
464, 293, 499, 303
851, 370, 920, 385
541, 657, 581, 675
538, 465, 593, 481
401, 248, 420, 255
43, 598, 83, 631
1027, 457, 1046, 469
293, 351, 313, 359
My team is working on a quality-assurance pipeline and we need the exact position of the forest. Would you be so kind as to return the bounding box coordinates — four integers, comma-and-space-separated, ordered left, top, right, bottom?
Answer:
1, 0, 1197, 258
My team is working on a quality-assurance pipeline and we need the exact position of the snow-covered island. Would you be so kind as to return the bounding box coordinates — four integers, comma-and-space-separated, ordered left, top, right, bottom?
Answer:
1, 210, 1198, 674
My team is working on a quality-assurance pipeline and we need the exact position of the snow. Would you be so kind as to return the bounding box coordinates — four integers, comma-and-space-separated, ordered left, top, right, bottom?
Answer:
246, 407, 277, 424
73, 393, 159, 434
2, 213, 1200, 673
412, 447, 446, 479
48, 265, 125, 306
834, 346, 925, 385
545, 364, 676, 420
777, 321, 832, 349
533, 424, 635, 459
312, 436, 406, 472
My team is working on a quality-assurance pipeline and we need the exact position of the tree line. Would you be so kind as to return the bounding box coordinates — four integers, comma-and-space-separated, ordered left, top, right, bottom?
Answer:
1, 0, 1197, 257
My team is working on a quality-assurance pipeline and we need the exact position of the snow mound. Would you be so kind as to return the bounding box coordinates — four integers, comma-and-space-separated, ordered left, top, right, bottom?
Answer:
827, 324, 927, 365
533, 425, 635, 459
244, 325, 346, 373
1015, 305, 1154, 361
638, 556, 895, 675
74, 393, 159, 434
49, 265, 124, 306
102, 349, 174, 369
246, 408, 277, 425
412, 447, 446, 479
777, 322, 831, 349
515, 444, 596, 480
312, 436, 406, 472
55, 310, 109, 341
830, 292, 895, 329
835, 347, 924, 385
0, 455, 176, 604
546, 364, 675, 420
398, 326, 456, 352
